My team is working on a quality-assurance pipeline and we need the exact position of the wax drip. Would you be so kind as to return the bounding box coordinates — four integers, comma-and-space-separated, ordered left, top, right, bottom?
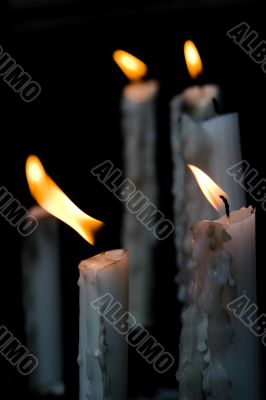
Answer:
96, 316, 109, 399
78, 271, 94, 400
178, 222, 235, 400
94, 303, 109, 400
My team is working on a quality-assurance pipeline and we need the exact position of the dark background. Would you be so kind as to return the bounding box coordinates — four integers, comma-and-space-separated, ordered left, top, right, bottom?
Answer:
0, 0, 265, 398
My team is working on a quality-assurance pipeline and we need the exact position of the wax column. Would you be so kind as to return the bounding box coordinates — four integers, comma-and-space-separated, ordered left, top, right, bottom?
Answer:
78, 250, 129, 400
170, 41, 245, 303
22, 206, 64, 395
178, 208, 259, 400
177, 167, 259, 400
114, 50, 159, 325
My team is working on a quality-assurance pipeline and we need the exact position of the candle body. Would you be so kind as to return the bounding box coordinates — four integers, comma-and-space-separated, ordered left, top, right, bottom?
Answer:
219, 209, 259, 400
177, 208, 260, 399
78, 249, 128, 400
170, 86, 245, 303
122, 80, 158, 325
22, 208, 64, 394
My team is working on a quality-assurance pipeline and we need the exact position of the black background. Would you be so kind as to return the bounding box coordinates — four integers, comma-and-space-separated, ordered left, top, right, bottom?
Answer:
0, 0, 265, 398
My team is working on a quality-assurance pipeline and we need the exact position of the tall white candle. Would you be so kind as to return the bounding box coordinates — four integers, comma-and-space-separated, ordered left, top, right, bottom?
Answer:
22, 206, 64, 395
178, 208, 259, 400
177, 168, 259, 400
78, 250, 128, 400
170, 41, 245, 303
114, 50, 159, 325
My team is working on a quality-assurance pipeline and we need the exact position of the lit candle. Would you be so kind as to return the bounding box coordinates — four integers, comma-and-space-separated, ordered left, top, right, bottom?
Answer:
113, 50, 159, 326
25, 155, 128, 400
182, 40, 218, 120
79, 250, 128, 400
22, 206, 64, 395
177, 165, 260, 400
171, 40, 245, 303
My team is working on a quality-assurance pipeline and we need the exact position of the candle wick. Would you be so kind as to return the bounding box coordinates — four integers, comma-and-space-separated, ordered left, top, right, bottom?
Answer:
219, 195, 230, 223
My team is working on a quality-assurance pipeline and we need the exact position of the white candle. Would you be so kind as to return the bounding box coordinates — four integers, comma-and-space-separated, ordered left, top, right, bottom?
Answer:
170, 41, 245, 303
78, 249, 128, 400
22, 206, 64, 395
114, 50, 159, 325
177, 168, 259, 400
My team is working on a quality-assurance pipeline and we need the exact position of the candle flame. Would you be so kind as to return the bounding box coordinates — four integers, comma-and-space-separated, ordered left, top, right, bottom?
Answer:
26, 155, 104, 245
188, 164, 228, 213
113, 50, 148, 81
184, 40, 203, 79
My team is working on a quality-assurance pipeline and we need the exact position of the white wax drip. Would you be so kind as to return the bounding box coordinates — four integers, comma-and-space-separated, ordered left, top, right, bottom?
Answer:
178, 222, 236, 400
94, 304, 109, 400
79, 275, 110, 400
78, 273, 93, 400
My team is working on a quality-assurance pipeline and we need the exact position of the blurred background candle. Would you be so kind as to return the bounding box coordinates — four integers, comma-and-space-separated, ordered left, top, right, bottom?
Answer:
113, 50, 159, 326
170, 40, 245, 304
178, 166, 260, 400
22, 206, 64, 395
181, 40, 218, 120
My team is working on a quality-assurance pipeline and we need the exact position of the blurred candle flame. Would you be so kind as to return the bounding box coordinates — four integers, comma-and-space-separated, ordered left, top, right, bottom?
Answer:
26, 155, 103, 245
184, 40, 203, 79
113, 50, 148, 81
188, 164, 229, 213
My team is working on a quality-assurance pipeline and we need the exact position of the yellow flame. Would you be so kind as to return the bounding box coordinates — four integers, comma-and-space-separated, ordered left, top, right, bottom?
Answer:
113, 50, 148, 81
188, 164, 228, 212
184, 40, 203, 79
26, 155, 104, 245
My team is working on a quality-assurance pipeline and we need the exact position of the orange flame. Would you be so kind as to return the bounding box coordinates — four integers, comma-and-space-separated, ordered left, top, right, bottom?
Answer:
188, 164, 228, 213
26, 155, 103, 245
184, 40, 203, 79
113, 50, 148, 81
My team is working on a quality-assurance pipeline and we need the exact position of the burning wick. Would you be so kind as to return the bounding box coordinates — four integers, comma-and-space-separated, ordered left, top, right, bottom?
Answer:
219, 195, 230, 222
